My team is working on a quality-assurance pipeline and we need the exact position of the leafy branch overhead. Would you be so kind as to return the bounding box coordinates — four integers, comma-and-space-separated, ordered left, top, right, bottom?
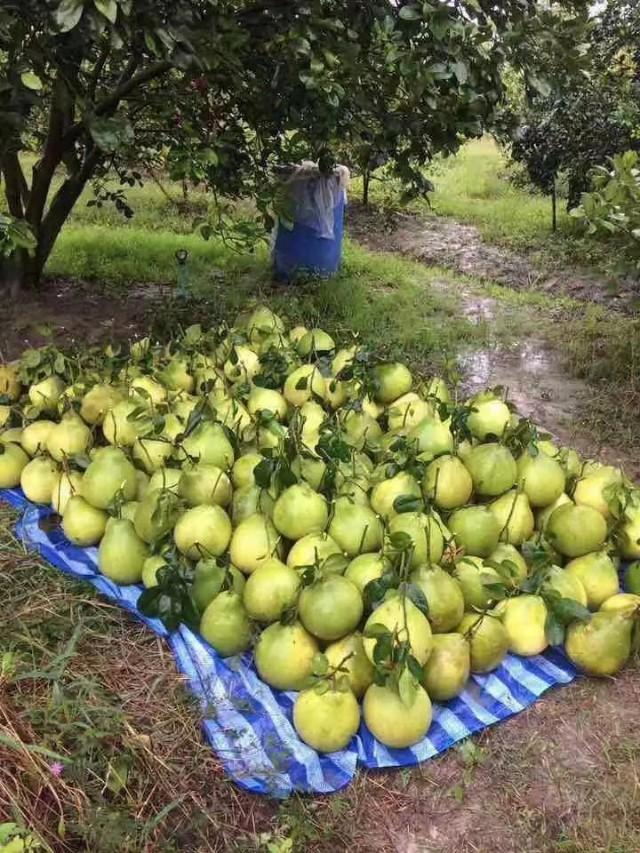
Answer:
0, 0, 590, 291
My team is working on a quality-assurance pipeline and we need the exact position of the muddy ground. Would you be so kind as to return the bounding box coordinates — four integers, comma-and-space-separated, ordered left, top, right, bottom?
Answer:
347, 202, 639, 312
347, 204, 639, 478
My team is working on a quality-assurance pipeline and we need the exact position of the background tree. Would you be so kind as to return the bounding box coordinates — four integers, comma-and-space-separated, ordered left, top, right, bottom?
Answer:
509, 0, 640, 226
0, 0, 590, 296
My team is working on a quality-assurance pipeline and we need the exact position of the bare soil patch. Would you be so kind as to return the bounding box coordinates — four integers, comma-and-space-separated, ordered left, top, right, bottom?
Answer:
0, 279, 164, 360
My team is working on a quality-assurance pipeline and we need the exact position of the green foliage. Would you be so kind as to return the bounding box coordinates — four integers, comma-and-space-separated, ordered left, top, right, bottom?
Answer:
0, 214, 35, 257
0, 0, 590, 289
573, 150, 640, 272
509, 0, 640, 210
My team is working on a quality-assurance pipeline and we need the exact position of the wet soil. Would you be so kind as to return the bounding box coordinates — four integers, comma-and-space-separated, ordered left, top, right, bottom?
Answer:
445, 280, 637, 475
348, 202, 639, 313
0, 279, 163, 360
348, 204, 640, 477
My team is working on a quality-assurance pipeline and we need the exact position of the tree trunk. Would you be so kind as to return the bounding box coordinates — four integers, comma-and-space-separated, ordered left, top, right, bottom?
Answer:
551, 182, 557, 233
362, 170, 370, 207
0, 250, 40, 299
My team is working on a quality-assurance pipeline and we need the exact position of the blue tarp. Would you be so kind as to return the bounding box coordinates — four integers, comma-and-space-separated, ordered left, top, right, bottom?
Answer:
1, 487, 579, 797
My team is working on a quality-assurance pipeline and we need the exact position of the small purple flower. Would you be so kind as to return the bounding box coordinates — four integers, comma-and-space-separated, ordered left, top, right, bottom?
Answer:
49, 761, 64, 778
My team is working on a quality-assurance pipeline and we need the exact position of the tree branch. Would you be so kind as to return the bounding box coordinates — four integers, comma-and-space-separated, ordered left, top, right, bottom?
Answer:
1, 154, 25, 218
87, 41, 111, 101
25, 71, 73, 227
37, 146, 103, 271
61, 60, 173, 150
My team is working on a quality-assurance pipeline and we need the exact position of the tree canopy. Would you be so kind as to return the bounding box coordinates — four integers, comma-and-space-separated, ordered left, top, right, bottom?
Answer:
0, 0, 590, 293
510, 0, 640, 212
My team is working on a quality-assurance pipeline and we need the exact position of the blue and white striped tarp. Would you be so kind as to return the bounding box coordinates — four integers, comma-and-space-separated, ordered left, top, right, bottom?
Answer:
1, 487, 579, 797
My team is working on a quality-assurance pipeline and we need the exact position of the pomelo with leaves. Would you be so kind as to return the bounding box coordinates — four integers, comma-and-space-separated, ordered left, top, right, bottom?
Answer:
363, 592, 432, 665
423, 454, 473, 510
192, 558, 245, 612
324, 633, 375, 698
328, 497, 384, 557
410, 564, 465, 633
457, 612, 509, 673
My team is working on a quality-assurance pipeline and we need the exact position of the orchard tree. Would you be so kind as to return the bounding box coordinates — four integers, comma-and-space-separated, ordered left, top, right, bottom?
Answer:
510, 0, 640, 223
0, 0, 590, 295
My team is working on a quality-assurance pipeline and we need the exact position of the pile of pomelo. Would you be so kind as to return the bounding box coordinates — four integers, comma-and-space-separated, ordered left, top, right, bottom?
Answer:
1, 306, 639, 754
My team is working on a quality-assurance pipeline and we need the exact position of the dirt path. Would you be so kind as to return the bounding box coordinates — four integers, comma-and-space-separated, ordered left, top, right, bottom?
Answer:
348, 203, 638, 312
348, 206, 639, 478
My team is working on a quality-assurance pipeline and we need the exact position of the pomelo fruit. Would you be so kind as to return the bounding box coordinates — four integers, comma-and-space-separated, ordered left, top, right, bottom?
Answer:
254, 620, 318, 690
200, 591, 252, 657
293, 686, 360, 753
174, 504, 232, 560
242, 558, 300, 622
230, 512, 281, 573
98, 518, 148, 584
464, 443, 517, 497
546, 504, 607, 558
363, 682, 431, 748
62, 495, 107, 546
299, 574, 363, 641
20, 456, 59, 503
422, 633, 470, 701
423, 455, 473, 510
324, 632, 374, 698
272, 482, 328, 541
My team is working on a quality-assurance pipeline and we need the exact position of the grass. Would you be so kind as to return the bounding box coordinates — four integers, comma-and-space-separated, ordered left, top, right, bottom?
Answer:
43, 224, 482, 379
354, 137, 612, 273
427, 137, 568, 250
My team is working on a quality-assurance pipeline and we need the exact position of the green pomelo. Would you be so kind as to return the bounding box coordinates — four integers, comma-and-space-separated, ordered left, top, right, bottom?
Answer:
242, 558, 300, 622
254, 621, 319, 690
98, 518, 148, 584
293, 687, 360, 753
422, 633, 470, 702
200, 591, 252, 657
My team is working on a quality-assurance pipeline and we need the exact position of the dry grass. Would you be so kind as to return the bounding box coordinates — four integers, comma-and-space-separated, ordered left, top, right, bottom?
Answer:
0, 503, 276, 852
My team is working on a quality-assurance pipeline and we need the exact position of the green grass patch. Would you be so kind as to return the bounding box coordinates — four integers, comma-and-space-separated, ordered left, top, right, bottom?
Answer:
46, 226, 482, 378
427, 137, 564, 247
